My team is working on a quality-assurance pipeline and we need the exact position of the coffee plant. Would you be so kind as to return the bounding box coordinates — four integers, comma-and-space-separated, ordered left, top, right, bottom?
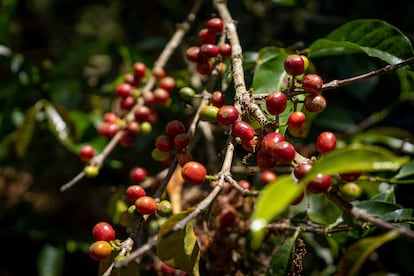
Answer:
2, 0, 414, 275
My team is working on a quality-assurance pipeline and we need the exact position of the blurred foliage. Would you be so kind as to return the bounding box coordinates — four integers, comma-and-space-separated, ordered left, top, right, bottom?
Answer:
1, 0, 414, 275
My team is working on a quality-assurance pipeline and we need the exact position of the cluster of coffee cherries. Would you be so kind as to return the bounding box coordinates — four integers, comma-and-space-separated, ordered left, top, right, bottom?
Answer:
88, 222, 117, 261
186, 17, 231, 75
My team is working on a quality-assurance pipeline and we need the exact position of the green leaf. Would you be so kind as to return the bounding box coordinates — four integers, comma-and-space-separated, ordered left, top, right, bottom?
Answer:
37, 244, 65, 276
378, 208, 413, 223
266, 230, 299, 276
250, 144, 408, 249
14, 105, 38, 157
310, 19, 414, 67
307, 194, 343, 225
355, 200, 400, 217
99, 251, 140, 276
251, 48, 288, 94
336, 230, 400, 276
394, 160, 414, 179
157, 210, 200, 276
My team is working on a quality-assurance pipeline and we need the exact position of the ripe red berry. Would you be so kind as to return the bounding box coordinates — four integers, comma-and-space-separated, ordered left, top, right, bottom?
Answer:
231, 120, 255, 142
217, 105, 239, 125
291, 191, 305, 205
126, 121, 140, 135
130, 166, 148, 183
153, 88, 170, 104
120, 95, 136, 110
124, 73, 139, 87
241, 136, 259, 152
238, 179, 252, 190
155, 135, 173, 153
79, 145, 95, 162
159, 76, 176, 92
199, 28, 216, 44
200, 44, 220, 58
256, 149, 277, 169
182, 161, 207, 185
92, 222, 116, 242
293, 163, 312, 180
134, 105, 151, 122
316, 131, 336, 154
260, 170, 277, 185
284, 54, 305, 76
218, 206, 237, 228
271, 141, 296, 164
211, 91, 225, 107
261, 132, 285, 154
186, 46, 202, 62
174, 133, 190, 150
98, 122, 120, 138
152, 67, 166, 80
116, 83, 132, 98
135, 196, 157, 215
196, 60, 213, 75
104, 112, 118, 123
177, 150, 194, 166
133, 62, 147, 79
307, 174, 332, 193
218, 43, 232, 57
339, 171, 362, 182
304, 94, 327, 113
119, 132, 136, 148
89, 241, 112, 261
126, 185, 146, 204
288, 111, 306, 127
165, 120, 186, 138
302, 73, 323, 93
266, 91, 287, 115
206, 17, 224, 34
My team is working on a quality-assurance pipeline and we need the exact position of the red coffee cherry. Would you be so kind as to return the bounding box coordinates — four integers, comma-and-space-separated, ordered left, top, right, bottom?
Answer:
284, 54, 305, 76
271, 141, 296, 164
288, 111, 306, 127
231, 120, 255, 142
155, 135, 173, 153
89, 241, 112, 261
104, 112, 118, 123
135, 196, 157, 215
125, 121, 140, 136
261, 132, 285, 154
165, 120, 186, 138
79, 145, 95, 163
182, 161, 207, 185
126, 185, 146, 204
119, 132, 136, 148
256, 149, 277, 169
241, 136, 259, 152
206, 17, 224, 34
196, 60, 213, 75
177, 150, 194, 166
304, 94, 327, 113
130, 166, 148, 183
218, 43, 232, 57
316, 131, 336, 154
266, 91, 287, 115
120, 95, 136, 110
124, 73, 139, 87
92, 222, 116, 242
302, 73, 323, 94
211, 91, 225, 107
293, 163, 312, 180
199, 28, 216, 44
116, 83, 132, 98
200, 44, 220, 58
98, 122, 120, 138
339, 171, 362, 182
159, 76, 176, 92
186, 46, 202, 63
174, 133, 190, 150
152, 67, 166, 80
291, 191, 305, 205
133, 62, 147, 79
260, 170, 277, 185
238, 179, 252, 190
218, 206, 237, 228
134, 105, 151, 122
307, 174, 332, 193
153, 88, 170, 104
217, 105, 239, 125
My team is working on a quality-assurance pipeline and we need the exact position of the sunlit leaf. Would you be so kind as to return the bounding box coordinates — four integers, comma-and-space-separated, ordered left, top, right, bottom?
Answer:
310, 19, 414, 68
336, 230, 400, 276
250, 144, 409, 249
266, 230, 299, 276
157, 210, 200, 276
37, 244, 65, 276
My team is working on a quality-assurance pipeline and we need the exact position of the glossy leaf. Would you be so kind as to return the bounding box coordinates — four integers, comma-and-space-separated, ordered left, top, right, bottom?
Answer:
310, 19, 414, 68
355, 200, 400, 217
378, 208, 413, 223
336, 230, 400, 276
14, 105, 38, 158
157, 210, 200, 276
37, 244, 65, 276
250, 144, 409, 249
394, 160, 414, 180
251, 48, 288, 94
307, 194, 343, 225
266, 230, 299, 276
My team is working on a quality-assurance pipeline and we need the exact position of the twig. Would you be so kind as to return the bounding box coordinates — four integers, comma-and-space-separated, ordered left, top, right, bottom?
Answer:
327, 189, 414, 241
267, 220, 354, 234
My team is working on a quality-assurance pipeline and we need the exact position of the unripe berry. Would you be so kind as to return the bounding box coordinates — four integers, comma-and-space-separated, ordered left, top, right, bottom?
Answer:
231, 120, 255, 142
84, 165, 99, 178
284, 54, 305, 76
126, 185, 146, 204
339, 182, 362, 201
135, 196, 157, 215
92, 222, 116, 242
157, 200, 173, 217
200, 105, 219, 122
266, 91, 287, 115
179, 87, 196, 101
302, 73, 323, 93
182, 161, 207, 185
304, 94, 327, 113
316, 131, 336, 154
217, 105, 239, 125
79, 145, 95, 163
89, 241, 112, 261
